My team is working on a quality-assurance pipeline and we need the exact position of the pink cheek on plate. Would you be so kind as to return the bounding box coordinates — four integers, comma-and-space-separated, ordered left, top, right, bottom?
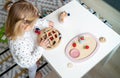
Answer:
69, 49, 80, 58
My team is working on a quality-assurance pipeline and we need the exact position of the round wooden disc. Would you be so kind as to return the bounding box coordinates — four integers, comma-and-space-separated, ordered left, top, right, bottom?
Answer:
99, 37, 106, 43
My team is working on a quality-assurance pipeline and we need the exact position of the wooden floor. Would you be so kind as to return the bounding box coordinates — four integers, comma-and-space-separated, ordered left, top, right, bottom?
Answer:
46, 0, 120, 78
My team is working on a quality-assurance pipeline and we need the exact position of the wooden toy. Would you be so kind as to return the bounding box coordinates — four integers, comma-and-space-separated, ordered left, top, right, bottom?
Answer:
99, 37, 106, 43
59, 11, 70, 23
67, 63, 73, 68
78, 36, 85, 44
38, 27, 62, 50
65, 33, 99, 62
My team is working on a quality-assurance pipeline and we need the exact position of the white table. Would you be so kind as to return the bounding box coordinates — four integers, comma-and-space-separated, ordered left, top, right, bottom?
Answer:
43, 0, 120, 78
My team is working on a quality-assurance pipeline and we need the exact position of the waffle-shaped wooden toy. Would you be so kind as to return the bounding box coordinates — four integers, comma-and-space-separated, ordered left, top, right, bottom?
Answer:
38, 27, 62, 50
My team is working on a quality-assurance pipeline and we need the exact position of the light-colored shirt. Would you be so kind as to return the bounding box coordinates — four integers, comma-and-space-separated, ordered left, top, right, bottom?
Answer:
9, 19, 49, 68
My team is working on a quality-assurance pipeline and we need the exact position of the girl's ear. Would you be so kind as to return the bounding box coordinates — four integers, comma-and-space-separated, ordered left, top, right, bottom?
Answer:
23, 24, 31, 31
23, 25, 28, 30
23, 23, 30, 31
19, 21, 28, 31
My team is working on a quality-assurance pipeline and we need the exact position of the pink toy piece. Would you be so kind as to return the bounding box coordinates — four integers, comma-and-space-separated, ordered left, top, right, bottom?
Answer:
69, 49, 80, 58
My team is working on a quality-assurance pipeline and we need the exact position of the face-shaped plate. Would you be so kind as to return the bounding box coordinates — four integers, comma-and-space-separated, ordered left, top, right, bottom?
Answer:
65, 33, 99, 62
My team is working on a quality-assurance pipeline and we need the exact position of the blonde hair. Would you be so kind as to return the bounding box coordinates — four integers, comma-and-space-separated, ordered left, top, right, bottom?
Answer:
5, 0, 39, 40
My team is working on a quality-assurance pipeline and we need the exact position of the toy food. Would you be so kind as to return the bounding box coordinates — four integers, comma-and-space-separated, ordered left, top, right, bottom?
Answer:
65, 33, 99, 62
38, 27, 62, 50
99, 37, 106, 43
59, 11, 70, 23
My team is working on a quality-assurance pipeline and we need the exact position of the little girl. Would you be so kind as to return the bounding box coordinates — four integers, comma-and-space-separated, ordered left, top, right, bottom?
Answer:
5, 0, 53, 78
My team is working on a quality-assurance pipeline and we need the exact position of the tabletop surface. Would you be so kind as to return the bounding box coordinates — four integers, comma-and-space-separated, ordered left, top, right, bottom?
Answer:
43, 0, 120, 78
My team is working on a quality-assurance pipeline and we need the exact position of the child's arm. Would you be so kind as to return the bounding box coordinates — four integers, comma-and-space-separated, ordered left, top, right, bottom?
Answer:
34, 18, 54, 30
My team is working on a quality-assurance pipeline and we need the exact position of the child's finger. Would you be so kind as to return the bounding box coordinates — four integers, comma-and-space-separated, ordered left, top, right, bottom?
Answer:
47, 43, 50, 47
44, 39, 48, 43
44, 38, 50, 43
44, 39, 50, 46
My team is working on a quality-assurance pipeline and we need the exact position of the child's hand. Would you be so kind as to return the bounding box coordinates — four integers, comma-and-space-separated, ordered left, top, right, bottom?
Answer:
49, 21, 54, 27
38, 39, 50, 49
